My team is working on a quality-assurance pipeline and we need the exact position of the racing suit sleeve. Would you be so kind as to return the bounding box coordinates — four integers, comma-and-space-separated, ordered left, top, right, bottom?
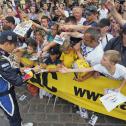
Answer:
0, 58, 24, 86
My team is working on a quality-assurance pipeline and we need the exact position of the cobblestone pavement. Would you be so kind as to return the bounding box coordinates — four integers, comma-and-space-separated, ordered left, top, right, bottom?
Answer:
0, 85, 126, 126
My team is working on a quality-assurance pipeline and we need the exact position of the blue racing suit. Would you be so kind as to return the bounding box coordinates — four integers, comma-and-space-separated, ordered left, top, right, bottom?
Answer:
0, 48, 24, 126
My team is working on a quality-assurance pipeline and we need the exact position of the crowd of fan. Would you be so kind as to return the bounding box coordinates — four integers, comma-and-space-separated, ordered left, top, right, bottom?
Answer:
0, 0, 126, 123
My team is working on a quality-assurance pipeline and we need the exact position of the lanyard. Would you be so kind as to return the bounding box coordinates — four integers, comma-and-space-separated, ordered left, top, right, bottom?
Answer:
81, 43, 94, 57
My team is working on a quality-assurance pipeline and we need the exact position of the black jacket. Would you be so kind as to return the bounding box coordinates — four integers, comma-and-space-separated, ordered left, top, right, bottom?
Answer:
104, 36, 126, 66
0, 48, 24, 89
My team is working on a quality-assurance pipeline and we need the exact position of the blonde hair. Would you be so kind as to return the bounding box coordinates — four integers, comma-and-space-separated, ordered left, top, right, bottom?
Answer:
72, 7, 83, 14
34, 29, 45, 38
60, 38, 71, 52
104, 50, 121, 64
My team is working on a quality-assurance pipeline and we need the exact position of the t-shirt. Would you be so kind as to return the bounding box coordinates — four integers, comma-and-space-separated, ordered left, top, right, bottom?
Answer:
47, 32, 55, 42
83, 21, 97, 27
60, 50, 77, 68
98, 8, 108, 20
64, 10, 69, 17
14, 17, 20, 25
100, 33, 113, 49
77, 17, 86, 25
44, 56, 61, 65
81, 43, 104, 66
93, 64, 126, 80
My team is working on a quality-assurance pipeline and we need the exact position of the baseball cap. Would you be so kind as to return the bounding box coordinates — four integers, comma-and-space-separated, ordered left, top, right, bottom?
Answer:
86, 5, 98, 13
85, 5, 98, 16
0, 30, 17, 44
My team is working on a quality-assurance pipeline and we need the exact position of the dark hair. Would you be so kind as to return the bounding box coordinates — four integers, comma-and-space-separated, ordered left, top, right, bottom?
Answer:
41, 15, 49, 21
122, 27, 126, 35
34, 29, 45, 38
32, 19, 41, 25
65, 16, 77, 24
27, 38, 37, 51
98, 18, 110, 28
49, 47, 60, 55
5, 16, 15, 25
85, 27, 101, 41
116, 23, 126, 38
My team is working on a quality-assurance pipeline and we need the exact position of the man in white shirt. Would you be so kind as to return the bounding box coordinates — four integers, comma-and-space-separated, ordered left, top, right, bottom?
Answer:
98, 3, 108, 20
75, 27, 104, 66
98, 18, 113, 49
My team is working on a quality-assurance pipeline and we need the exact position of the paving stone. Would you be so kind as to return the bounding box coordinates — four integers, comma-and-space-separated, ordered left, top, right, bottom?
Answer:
0, 118, 9, 126
36, 104, 46, 113
72, 113, 87, 123
52, 123, 65, 126
19, 103, 30, 113
21, 113, 37, 122
0, 109, 4, 117
35, 113, 46, 122
65, 123, 79, 126
46, 104, 55, 112
95, 123, 126, 126
62, 104, 72, 113
105, 116, 126, 124
94, 114, 106, 123
60, 114, 73, 122
78, 124, 89, 126
28, 104, 38, 113
53, 105, 63, 113
30, 96, 48, 105
0, 86, 124, 126
38, 122, 52, 126
46, 114, 59, 122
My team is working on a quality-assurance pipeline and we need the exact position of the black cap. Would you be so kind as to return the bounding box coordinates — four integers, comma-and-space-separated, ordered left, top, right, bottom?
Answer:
86, 5, 98, 13
0, 30, 17, 44
85, 5, 98, 16
5, 16, 15, 25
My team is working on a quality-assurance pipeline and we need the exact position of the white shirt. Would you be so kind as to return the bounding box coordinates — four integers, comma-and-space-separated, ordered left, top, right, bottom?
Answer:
64, 10, 69, 17
98, 8, 108, 20
85, 43, 104, 66
100, 33, 113, 49
77, 17, 86, 25
93, 64, 126, 80
14, 17, 20, 25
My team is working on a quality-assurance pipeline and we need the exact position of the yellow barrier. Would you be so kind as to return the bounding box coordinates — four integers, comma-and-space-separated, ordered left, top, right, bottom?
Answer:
28, 72, 126, 121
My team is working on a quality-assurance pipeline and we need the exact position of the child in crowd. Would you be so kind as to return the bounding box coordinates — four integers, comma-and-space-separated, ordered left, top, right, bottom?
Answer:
60, 50, 126, 92
60, 40, 78, 68
39, 46, 62, 98
20, 38, 38, 67
43, 46, 62, 71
